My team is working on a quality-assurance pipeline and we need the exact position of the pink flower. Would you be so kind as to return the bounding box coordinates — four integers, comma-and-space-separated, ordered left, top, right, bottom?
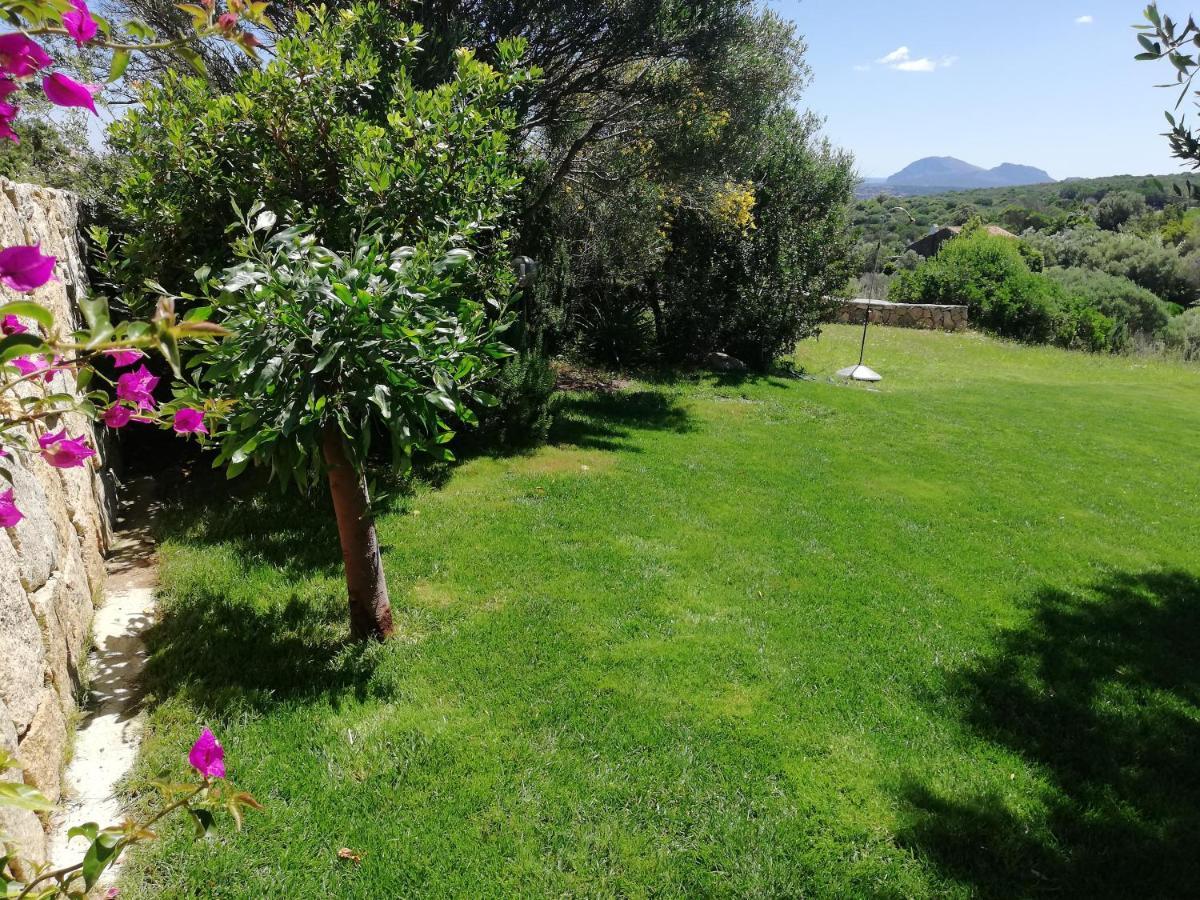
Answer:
217, 12, 238, 31
10, 354, 57, 382
0, 244, 56, 292
115, 365, 159, 410
37, 429, 95, 469
1, 314, 27, 335
188, 729, 225, 779
172, 408, 207, 435
0, 34, 51, 79
42, 73, 100, 115
0, 80, 17, 102
62, 0, 98, 46
0, 101, 18, 144
0, 488, 21, 528
101, 404, 133, 429
104, 348, 145, 368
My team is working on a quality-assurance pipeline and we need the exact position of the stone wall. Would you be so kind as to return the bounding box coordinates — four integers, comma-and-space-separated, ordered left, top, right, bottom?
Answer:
835, 298, 969, 332
0, 179, 110, 867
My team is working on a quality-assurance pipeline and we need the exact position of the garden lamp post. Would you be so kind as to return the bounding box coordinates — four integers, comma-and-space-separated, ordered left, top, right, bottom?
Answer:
837, 205, 915, 383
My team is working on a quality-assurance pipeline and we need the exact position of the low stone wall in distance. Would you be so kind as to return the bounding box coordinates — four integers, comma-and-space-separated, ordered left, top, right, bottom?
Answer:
835, 299, 969, 332
0, 178, 111, 867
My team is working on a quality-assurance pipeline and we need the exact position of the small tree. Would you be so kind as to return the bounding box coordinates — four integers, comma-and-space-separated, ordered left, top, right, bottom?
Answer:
186, 214, 513, 640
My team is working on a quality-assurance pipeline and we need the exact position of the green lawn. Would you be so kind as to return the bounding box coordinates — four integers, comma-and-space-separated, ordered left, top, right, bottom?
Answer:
122, 326, 1200, 898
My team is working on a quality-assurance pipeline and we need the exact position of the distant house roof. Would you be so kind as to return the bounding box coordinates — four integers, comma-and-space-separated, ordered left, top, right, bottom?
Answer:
906, 224, 1017, 258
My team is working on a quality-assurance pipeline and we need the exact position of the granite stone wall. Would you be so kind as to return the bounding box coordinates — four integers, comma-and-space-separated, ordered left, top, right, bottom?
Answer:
0, 179, 110, 867
835, 299, 969, 332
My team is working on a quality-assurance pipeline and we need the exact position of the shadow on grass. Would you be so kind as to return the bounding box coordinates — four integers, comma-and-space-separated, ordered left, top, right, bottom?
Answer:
142, 479, 384, 718
899, 569, 1200, 898
549, 390, 694, 452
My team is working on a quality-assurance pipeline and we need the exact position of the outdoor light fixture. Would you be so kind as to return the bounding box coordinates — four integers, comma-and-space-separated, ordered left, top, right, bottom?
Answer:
836, 205, 915, 384
836, 302, 883, 383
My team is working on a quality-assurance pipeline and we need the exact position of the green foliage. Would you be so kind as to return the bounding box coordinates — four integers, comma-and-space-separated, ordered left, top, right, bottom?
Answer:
1094, 190, 1149, 231
1163, 306, 1200, 359
0, 116, 105, 200
1044, 266, 1173, 344
657, 111, 854, 370
469, 348, 558, 452
890, 230, 1061, 343
192, 215, 514, 487
104, 3, 537, 314
1025, 227, 1196, 305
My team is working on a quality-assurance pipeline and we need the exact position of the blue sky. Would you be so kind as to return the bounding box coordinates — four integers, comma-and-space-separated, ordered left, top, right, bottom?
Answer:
768, 0, 1187, 179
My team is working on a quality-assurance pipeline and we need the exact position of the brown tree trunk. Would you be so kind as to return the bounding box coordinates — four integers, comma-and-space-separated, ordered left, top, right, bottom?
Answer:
322, 426, 394, 641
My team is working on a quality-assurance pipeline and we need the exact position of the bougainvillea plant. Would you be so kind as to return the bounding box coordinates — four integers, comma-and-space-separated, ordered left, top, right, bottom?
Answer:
0, 729, 259, 898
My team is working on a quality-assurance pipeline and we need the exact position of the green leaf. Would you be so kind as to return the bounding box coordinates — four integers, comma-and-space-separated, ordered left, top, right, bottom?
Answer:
311, 342, 343, 375
80, 296, 110, 333
0, 301, 53, 330
0, 782, 53, 812
67, 822, 100, 843
81, 830, 122, 890
190, 807, 215, 837
108, 49, 131, 82
0, 334, 45, 363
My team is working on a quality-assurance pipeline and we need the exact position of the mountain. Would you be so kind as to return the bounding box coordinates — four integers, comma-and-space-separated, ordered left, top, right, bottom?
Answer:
879, 157, 1056, 193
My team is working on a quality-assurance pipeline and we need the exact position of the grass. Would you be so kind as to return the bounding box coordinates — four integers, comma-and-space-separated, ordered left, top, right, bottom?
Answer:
120, 325, 1200, 898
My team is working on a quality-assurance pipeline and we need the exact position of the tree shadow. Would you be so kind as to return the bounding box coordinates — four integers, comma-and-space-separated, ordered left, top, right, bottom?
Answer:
155, 474, 346, 579
140, 587, 383, 720
897, 570, 1200, 898
549, 389, 694, 453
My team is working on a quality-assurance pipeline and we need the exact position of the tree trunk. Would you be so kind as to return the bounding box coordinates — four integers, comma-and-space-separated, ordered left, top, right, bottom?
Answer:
322, 427, 394, 641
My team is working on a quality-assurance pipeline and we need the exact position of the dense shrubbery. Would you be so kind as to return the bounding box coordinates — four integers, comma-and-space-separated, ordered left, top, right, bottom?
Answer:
1024, 227, 1194, 306
1164, 307, 1200, 359
890, 229, 1061, 343
1044, 267, 1172, 345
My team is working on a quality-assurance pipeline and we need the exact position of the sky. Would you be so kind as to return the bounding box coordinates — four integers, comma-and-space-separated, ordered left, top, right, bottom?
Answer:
768, 0, 1188, 179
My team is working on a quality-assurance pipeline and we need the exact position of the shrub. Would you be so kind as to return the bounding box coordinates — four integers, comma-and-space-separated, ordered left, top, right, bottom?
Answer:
1025, 227, 1195, 305
1094, 190, 1148, 231
471, 348, 558, 451
890, 229, 1060, 343
104, 3, 537, 315
1045, 267, 1172, 345
1163, 307, 1200, 360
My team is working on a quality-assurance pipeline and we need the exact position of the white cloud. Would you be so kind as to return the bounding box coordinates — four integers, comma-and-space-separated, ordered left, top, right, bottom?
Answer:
873, 46, 954, 73
1075, 15, 1094, 24
895, 58, 937, 72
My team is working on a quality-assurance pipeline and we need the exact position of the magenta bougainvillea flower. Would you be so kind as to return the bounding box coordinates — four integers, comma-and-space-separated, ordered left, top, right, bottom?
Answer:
172, 408, 208, 435
1, 314, 27, 335
62, 0, 98, 46
0, 101, 18, 144
0, 488, 21, 528
37, 429, 95, 469
115, 365, 160, 410
101, 404, 133, 429
10, 354, 57, 382
0, 33, 51, 78
104, 348, 145, 368
188, 728, 226, 779
42, 72, 100, 115
0, 244, 56, 292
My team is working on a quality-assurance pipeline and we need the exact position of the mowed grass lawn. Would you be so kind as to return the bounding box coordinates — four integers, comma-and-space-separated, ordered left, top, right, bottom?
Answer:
122, 325, 1200, 898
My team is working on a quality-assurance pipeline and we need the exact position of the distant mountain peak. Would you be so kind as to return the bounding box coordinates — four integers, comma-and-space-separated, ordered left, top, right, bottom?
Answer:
884, 157, 1055, 190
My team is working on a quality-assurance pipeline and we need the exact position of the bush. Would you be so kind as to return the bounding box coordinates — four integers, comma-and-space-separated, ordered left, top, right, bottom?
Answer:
1025, 227, 1195, 305
1044, 267, 1172, 345
103, 3, 536, 315
890, 229, 1060, 342
1163, 308, 1200, 360
471, 349, 558, 451
1094, 190, 1148, 231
